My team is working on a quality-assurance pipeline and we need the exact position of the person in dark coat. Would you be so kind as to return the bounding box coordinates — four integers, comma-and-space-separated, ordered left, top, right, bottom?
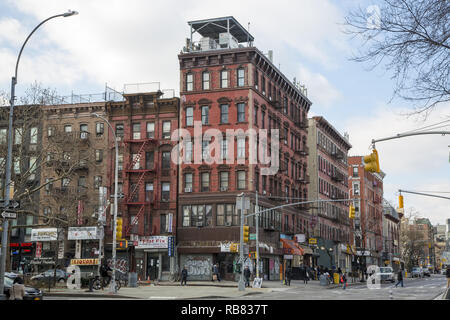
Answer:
446, 267, 450, 288
244, 266, 251, 287
395, 269, 404, 288
302, 266, 308, 284
212, 264, 221, 282
181, 266, 188, 286
285, 268, 292, 286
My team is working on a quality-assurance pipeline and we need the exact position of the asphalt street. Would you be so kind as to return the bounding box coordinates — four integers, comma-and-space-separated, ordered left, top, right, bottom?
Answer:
223, 274, 447, 300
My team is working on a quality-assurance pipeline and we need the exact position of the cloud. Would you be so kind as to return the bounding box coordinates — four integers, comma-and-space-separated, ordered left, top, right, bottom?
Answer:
0, 0, 349, 95
297, 65, 342, 107
345, 102, 450, 225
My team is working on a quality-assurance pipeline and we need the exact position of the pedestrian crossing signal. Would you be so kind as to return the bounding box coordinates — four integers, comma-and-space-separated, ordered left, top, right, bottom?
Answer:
117, 240, 128, 249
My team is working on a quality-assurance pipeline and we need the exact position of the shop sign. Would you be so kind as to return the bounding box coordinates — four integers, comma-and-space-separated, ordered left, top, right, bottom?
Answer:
31, 228, 58, 241
284, 255, 293, 260
70, 259, 99, 266
35, 242, 42, 258
295, 234, 306, 243
31, 257, 55, 265
308, 238, 317, 245
136, 236, 168, 249
168, 236, 175, 257
68, 227, 99, 240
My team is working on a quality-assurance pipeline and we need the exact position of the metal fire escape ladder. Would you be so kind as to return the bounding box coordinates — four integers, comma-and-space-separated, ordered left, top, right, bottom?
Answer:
127, 171, 147, 204
126, 204, 146, 236
128, 140, 149, 170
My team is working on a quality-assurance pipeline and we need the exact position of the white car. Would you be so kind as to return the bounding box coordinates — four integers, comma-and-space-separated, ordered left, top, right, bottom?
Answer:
377, 267, 395, 283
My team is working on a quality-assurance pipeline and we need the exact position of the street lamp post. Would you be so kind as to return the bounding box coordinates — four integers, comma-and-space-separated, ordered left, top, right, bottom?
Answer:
0, 10, 78, 300
92, 113, 118, 294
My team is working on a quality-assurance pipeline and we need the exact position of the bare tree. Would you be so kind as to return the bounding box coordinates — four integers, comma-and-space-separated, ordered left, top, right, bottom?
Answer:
400, 209, 427, 271
344, 0, 450, 117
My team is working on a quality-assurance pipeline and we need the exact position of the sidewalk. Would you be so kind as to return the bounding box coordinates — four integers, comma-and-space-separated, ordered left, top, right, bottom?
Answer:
42, 279, 365, 299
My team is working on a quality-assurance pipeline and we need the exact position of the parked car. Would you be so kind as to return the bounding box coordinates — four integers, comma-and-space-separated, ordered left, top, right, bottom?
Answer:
376, 267, 395, 283
31, 269, 69, 283
4, 275, 43, 300
411, 267, 424, 278
422, 267, 431, 277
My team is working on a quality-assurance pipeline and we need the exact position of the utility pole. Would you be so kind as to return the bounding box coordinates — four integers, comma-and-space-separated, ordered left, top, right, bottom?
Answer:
255, 191, 260, 280
238, 194, 245, 291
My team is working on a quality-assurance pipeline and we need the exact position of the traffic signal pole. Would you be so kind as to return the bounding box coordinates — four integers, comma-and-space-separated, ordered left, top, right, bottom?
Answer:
238, 194, 245, 291
398, 190, 450, 201
371, 131, 450, 145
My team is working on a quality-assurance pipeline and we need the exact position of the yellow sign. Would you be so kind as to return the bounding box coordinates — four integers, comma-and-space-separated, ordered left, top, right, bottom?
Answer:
70, 259, 99, 266
230, 243, 239, 253
309, 238, 317, 245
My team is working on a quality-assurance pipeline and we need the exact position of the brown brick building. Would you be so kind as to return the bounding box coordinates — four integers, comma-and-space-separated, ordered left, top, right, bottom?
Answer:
105, 87, 179, 281
348, 156, 385, 268
177, 17, 311, 281
307, 116, 353, 270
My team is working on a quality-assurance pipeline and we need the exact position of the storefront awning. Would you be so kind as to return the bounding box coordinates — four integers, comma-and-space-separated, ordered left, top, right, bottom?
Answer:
299, 245, 314, 255
281, 239, 304, 256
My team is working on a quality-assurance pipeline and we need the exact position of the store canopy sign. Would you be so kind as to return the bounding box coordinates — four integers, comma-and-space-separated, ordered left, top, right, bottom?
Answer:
70, 259, 99, 266
136, 236, 168, 249
68, 227, 99, 240
31, 228, 58, 242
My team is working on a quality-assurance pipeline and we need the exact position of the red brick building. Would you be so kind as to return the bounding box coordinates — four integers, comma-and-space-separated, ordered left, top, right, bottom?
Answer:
177, 17, 311, 281
348, 156, 385, 268
105, 87, 179, 281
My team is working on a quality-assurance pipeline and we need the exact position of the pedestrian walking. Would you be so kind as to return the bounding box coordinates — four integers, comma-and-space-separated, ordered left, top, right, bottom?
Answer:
9, 277, 25, 300
341, 273, 347, 290
302, 266, 308, 284
181, 266, 188, 286
212, 264, 221, 282
394, 269, 404, 288
244, 266, 251, 287
446, 267, 450, 288
286, 268, 292, 286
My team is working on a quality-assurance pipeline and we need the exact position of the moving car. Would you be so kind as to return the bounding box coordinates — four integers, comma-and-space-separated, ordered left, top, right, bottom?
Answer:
376, 267, 395, 283
31, 269, 69, 283
4, 275, 43, 300
411, 267, 424, 278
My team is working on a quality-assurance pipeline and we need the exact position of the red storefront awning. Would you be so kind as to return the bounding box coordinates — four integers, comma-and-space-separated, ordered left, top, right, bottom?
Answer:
281, 239, 304, 256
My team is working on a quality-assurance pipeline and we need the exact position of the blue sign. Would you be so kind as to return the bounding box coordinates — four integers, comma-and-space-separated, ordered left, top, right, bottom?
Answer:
168, 236, 175, 257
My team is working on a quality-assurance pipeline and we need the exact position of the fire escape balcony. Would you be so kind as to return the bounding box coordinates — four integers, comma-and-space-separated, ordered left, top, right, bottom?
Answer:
297, 174, 310, 184
331, 150, 344, 160
331, 171, 344, 182
295, 146, 309, 156
268, 191, 286, 201
52, 186, 88, 199
295, 119, 309, 130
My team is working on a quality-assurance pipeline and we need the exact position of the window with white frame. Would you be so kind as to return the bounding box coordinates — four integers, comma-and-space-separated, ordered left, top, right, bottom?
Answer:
146, 122, 155, 138
14, 128, 22, 145
162, 121, 171, 139
237, 137, 245, 159
186, 107, 193, 126
237, 68, 245, 87
186, 73, 193, 91
220, 70, 228, 88
202, 72, 210, 90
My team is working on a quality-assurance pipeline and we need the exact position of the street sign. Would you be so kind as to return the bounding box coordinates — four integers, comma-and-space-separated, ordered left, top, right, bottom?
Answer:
249, 233, 256, 240
1, 211, 17, 219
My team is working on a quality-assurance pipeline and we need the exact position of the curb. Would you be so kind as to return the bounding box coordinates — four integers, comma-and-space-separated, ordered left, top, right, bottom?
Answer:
43, 292, 136, 299
184, 291, 264, 300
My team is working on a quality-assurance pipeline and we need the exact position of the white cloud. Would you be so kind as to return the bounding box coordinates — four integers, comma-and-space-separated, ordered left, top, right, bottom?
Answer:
0, 0, 349, 94
345, 102, 450, 225
297, 65, 342, 107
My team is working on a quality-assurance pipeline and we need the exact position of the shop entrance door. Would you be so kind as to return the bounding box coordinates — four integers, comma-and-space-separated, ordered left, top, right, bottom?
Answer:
147, 255, 159, 280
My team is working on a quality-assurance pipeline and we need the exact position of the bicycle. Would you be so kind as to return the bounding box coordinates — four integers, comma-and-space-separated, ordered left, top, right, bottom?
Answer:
92, 275, 121, 291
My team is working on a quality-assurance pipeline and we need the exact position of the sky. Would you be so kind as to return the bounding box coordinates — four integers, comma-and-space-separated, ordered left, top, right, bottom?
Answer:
0, 0, 448, 225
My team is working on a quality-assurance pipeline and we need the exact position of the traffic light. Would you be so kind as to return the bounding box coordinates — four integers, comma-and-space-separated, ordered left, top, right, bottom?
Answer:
116, 217, 123, 240
399, 195, 404, 209
243, 225, 250, 243
117, 240, 128, 250
349, 205, 355, 219
363, 149, 380, 173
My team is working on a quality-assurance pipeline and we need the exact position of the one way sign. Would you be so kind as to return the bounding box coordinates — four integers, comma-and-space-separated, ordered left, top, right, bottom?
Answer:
1, 211, 17, 219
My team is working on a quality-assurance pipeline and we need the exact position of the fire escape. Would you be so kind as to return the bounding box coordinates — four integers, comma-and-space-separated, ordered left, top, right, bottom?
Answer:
123, 136, 156, 238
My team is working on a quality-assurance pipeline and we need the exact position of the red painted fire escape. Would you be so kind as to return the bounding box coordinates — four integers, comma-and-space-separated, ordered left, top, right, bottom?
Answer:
123, 137, 156, 237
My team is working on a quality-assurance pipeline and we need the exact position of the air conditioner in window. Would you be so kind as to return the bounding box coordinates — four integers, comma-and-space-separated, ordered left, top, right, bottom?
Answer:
196, 222, 204, 227
225, 222, 232, 227
220, 187, 228, 192
29, 145, 37, 152
263, 190, 267, 195
80, 132, 88, 139
116, 137, 122, 141
184, 187, 192, 193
